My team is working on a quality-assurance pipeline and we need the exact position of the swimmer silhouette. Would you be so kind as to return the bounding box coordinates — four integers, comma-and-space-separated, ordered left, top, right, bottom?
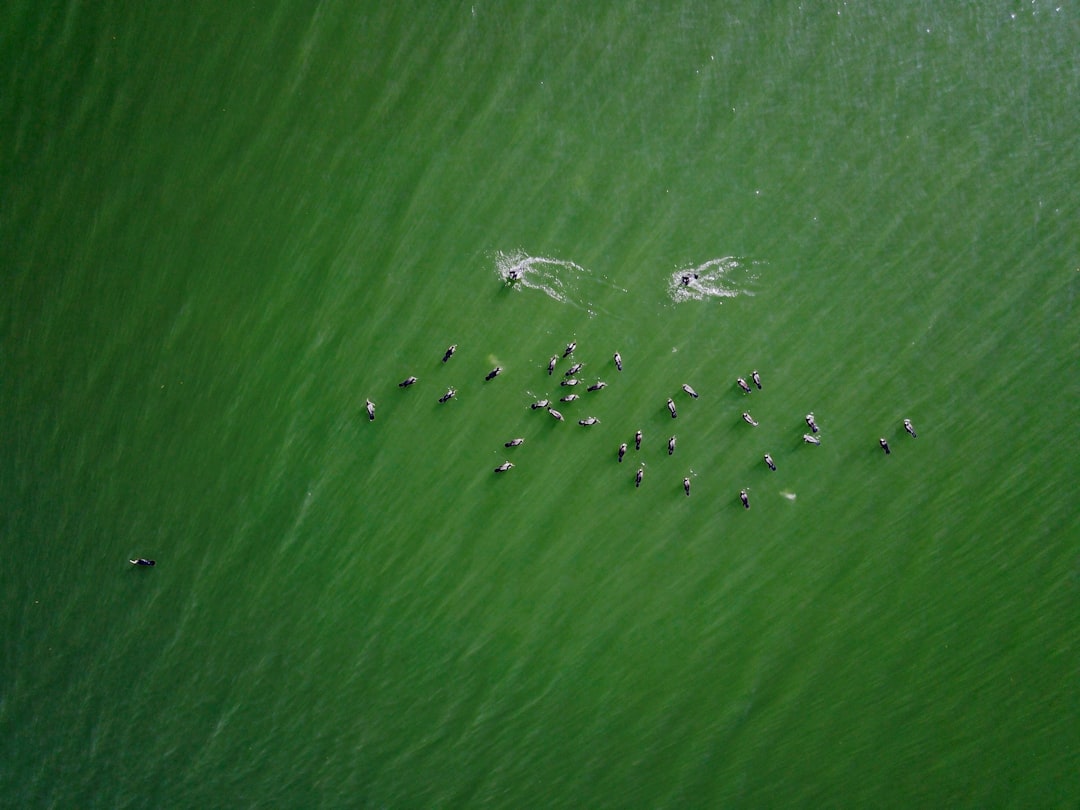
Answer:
130, 558, 156, 567
442, 344, 457, 362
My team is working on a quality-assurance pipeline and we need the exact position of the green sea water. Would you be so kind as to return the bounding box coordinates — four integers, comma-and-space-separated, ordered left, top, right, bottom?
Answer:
2, 2, 1078, 807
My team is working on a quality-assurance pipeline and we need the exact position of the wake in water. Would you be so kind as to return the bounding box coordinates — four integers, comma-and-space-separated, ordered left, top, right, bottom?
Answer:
667, 256, 759, 303
495, 250, 626, 316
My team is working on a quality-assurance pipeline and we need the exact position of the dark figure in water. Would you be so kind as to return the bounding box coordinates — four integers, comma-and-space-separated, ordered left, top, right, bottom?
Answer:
494, 461, 514, 473
680, 273, 699, 286
806, 413, 819, 433
398, 376, 417, 388
667, 398, 678, 419
366, 399, 375, 421
683, 477, 691, 497
682, 384, 699, 399
737, 377, 752, 394
505, 438, 524, 447
803, 433, 821, 445
531, 399, 550, 410
548, 356, 558, 375
561, 378, 580, 388
613, 351, 623, 371
549, 408, 564, 421
565, 363, 583, 377
740, 489, 750, 509
579, 417, 600, 427
764, 453, 776, 471
563, 341, 576, 357
560, 393, 579, 403
904, 419, 917, 438
752, 370, 762, 389
442, 344, 457, 363
635, 467, 644, 488
742, 412, 759, 427
635, 430, 642, 450
506, 269, 520, 284
587, 381, 607, 392
618, 443, 627, 463
130, 558, 156, 566
879, 438, 891, 455
438, 388, 456, 403
485, 367, 502, 381
668, 436, 676, 455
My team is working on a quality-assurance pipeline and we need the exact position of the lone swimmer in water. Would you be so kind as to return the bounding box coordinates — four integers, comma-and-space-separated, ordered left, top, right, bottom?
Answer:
764, 453, 776, 471
803, 433, 820, 445
398, 376, 417, 388
506, 269, 520, 284
680, 273, 699, 286
531, 399, 550, 409
737, 377, 751, 394
587, 381, 607, 392
442, 344, 457, 363
618, 443, 627, 463
668, 436, 676, 455
548, 356, 558, 375
505, 438, 524, 447
751, 370, 762, 389
806, 413, 819, 433
635, 430, 642, 450
563, 341, 576, 357
613, 351, 623, 371
438, 387, 456, 403
879, 438, 891, 455
565, 363, 583, 377
494, 461, 514, 473
635, 467, 644, 488
740, 489, 750, 509
684, 477, 691, 496
485, 366, 502, 381
130, 558, 156, 566
667, 398, 678, 419
904, 419, 917, 438
682, 383, 699, 398
366, 399, 375, 421
742, 412, 759, 427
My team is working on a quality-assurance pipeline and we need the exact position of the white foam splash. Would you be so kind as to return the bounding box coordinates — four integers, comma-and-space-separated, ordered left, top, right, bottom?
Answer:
495, 250, 625, 315
668, 256, 759, 303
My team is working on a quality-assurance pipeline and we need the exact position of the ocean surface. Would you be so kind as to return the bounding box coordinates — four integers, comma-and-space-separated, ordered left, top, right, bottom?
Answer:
2, 2, 1078, 807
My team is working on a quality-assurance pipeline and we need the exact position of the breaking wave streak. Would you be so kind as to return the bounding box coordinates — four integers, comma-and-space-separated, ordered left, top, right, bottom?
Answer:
495, 250, 625, 317
667, 257, 760, 303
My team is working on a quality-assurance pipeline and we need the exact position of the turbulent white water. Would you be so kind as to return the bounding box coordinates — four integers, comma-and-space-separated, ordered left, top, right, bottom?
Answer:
666, 256, 760, 303
494, 250, 626, 315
